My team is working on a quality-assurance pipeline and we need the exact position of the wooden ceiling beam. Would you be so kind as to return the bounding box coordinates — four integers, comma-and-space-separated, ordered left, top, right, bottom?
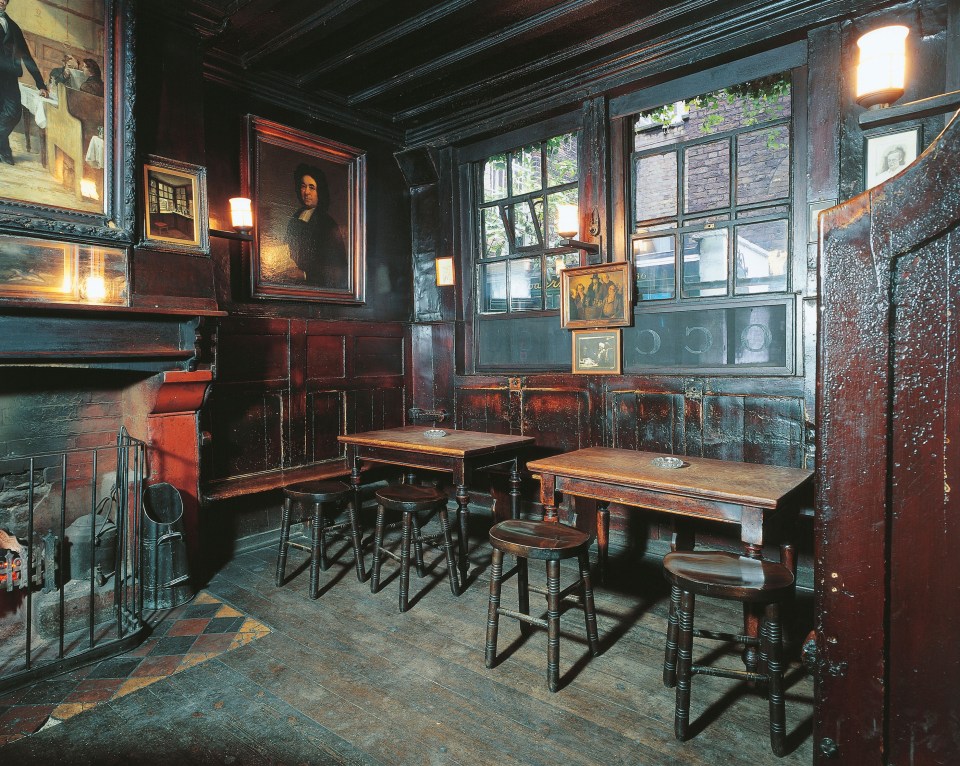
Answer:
297, 0, 480, 86
347, 0, 610, 106
241, 0, 368, 67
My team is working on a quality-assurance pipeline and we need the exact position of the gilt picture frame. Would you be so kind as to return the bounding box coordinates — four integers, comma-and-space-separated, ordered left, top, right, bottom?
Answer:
560, 261, 632, 329
243, 116, 366, 303
572, 328, 621, 374
142, 156, 208, 255
0, 0, 135, 242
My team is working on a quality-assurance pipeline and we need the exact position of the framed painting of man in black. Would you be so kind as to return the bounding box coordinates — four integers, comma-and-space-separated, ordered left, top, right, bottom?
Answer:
244, 116, 366, 304
560, 261, 631, 329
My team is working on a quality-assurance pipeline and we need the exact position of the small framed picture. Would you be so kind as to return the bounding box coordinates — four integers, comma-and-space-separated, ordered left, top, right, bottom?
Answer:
865, 127, 920, 190
572, 328, 621, 374
560, 261, 632, 329
142, 156, 209, 254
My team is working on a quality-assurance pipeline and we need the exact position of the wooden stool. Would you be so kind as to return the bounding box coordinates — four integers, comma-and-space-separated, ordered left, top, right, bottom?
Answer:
662, 550, 795, 757
485, 519, 601, 692
370, 484, 460, 612
275, 480, 363, 598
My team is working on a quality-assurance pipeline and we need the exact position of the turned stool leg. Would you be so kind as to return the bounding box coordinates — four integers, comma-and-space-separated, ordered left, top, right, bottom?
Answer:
663, 584, 682, 687
411, 514, 426, 578
674, 589, 695, 742
309, 504, 322, 599
485, 548, 504, 668
276, 495, 293, 587
517, 557, 531, 636
316, 501, 329, 572
399, 511, 413, 612
438, 506, 460, 596
578, 551, 600, 656
765, 602, 787, 756
348, 497, 365, 582
370, 504, 386, 594
546, 559, 561, 692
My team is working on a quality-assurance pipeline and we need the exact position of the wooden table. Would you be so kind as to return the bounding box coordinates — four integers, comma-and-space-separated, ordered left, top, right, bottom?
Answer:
339, 426, 535, 584
527, 446, 813, 574
526, 446, 812, 665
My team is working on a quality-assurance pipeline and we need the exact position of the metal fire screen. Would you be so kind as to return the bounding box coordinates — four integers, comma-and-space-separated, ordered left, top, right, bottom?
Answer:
0, 428, 148, 692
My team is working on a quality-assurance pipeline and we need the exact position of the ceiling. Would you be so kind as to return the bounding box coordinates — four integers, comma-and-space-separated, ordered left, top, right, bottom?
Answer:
184, 0, 878, 145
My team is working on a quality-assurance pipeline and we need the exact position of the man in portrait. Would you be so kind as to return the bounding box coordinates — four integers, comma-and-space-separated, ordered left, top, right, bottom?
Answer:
287, 162, 349, 289
874, 144, 907, 185
0, 0, 48, 165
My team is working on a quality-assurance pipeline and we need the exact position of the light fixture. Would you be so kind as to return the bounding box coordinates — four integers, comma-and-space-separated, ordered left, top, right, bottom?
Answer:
555, 202, 600, 255
210, 197, 254, 241
435, 256, 455, 286
856, 25, 909, 109
229, 197, 253, 232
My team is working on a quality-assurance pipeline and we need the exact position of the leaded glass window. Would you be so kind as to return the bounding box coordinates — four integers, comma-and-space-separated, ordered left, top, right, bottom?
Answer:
477, 133, 580, 315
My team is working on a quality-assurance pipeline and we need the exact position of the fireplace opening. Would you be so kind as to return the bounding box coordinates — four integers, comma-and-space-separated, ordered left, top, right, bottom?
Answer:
0, 368, 158, 692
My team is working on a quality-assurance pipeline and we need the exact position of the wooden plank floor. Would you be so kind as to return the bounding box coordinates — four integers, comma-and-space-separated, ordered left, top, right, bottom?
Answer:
2, 523, 814, 764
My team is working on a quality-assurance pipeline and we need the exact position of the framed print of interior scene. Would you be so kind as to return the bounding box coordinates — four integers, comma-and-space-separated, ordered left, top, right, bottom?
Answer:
560, 261, 632, 329
572, 328, 621, 374
865, 127, 920, 190
0, 0, 132, 238
142, 156, 208, 254
244, 116, 366, 304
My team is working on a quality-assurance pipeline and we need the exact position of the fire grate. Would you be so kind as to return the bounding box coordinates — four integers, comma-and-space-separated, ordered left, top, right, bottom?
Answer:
0, 427, 148, 693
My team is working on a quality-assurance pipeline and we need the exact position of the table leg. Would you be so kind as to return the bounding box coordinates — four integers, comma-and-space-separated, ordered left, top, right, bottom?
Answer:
540, 473, 558, 522
456, 482, 470, 584
742, 541, 764, 671
508, 459, 522, 520
596, 501, 610, 585
349, 453, 365, 579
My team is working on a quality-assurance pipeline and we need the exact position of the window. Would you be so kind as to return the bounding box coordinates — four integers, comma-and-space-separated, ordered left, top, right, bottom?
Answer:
632, 74, 792, 303
476, 132, 581, 315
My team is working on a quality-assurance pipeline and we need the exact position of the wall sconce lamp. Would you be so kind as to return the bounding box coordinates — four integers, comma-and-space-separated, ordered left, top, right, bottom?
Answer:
210, 196, 254, 241
435, 256, 455, 286
856, 25, 909, 109
556, 203, 600, 254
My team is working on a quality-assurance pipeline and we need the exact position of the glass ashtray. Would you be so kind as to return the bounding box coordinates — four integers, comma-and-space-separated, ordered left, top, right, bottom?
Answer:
423, 429, 447, 439
650, 456, 684, 469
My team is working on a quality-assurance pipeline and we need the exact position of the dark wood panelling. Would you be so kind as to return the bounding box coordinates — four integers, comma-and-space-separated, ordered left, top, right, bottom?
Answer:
353, 335, 404, 377
203, 318, 407, 497
305, 336, 346, 380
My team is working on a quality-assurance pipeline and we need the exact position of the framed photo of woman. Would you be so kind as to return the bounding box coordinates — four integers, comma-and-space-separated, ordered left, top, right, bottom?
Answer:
865, 127, 920, 190
560, 261, 632, 329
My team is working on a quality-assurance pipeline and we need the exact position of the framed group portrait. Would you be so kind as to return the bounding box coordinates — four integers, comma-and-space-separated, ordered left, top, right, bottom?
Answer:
572, 328, 621, 374
0, 0, 135, 242
560, 261, 632, 329
864, 127, 920, 190
142, 156, 208, 255
243, 116, 366, 303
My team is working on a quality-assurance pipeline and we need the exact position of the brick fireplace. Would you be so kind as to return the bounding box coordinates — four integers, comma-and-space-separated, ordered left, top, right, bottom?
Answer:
0, 309, 213, 690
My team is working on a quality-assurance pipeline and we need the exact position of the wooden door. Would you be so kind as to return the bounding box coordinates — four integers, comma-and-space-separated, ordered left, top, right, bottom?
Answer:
816, 110, 960, 764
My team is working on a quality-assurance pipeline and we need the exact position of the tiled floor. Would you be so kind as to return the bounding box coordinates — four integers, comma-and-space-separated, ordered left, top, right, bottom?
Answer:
0, 591, 271, 748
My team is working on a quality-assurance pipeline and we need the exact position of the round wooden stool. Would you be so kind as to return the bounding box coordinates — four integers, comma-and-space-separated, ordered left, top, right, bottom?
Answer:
275, 480, 363, 599
370, 484, 460, 612
485, 519, 601, 692
662, 550, 795, 756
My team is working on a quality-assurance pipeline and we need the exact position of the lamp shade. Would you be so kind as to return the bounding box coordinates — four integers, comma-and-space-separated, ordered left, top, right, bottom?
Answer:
229, 197, 253, 231
856, 25, 908, 108
556, 203, 579, 239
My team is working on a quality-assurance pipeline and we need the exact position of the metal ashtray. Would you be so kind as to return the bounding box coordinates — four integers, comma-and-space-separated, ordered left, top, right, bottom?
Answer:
650, 456, 684, 469
423, 429, 447, 439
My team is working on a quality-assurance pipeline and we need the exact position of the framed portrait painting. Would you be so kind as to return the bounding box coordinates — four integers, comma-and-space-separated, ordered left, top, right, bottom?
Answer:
243, 116, 366, 303
865, 127, 920, 190
0, 0, 135, 241
142, 156, 208, 255
560, 261, 632, 329
572, 328, 621, 374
